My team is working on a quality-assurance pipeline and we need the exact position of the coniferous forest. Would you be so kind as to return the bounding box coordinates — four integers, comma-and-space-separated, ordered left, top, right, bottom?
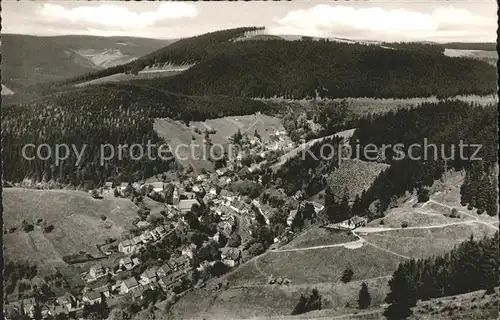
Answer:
384, 232, 499, 319
136, 39, 496, 99
56, 28, 497, 101
270, 101, 498, 218
1, 83, 268, 185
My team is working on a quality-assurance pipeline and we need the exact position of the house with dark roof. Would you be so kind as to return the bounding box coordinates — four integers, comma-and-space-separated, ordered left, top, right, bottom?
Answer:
157, 263, 174, 277
120, 277, 139, 294
158, 269, 187, 292
171, 255, 190, 271
119, 257, 135, 270
82, 290, 102, 305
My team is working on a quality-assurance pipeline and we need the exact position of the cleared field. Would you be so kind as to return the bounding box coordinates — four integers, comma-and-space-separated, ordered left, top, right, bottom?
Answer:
327, 159, 389, 200
154, 113, 286, 170
280, 227, 358, 250
368, 206, 471, 229
362, 223, 496, 259
3, 188, 139, 268
75, 69, 184, 87
443, 48, 498, 66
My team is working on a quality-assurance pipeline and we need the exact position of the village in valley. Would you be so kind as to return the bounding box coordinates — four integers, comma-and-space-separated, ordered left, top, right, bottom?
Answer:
4, 123, 368, 320
3, 4, 498, 319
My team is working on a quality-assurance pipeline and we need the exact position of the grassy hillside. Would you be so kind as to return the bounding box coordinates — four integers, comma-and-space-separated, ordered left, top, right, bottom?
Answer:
3, 188, 140, 269
1, 34, 170, 91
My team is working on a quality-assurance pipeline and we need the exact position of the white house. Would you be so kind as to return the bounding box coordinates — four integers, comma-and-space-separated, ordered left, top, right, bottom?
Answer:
177, 199, 200, 213
220, 247, 241, 267
287, 209, 298, 226
140, 267, 159, 285
89, 264, 106, 280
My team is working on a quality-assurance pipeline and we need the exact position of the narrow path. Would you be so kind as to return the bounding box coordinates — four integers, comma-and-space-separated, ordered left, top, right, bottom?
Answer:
428, 199, 499, 230
254, 256, 268, 279
273, 239, 364, 253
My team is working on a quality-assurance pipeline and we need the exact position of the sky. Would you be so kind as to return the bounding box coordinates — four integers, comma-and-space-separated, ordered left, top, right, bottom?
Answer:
1, 1, 497, 42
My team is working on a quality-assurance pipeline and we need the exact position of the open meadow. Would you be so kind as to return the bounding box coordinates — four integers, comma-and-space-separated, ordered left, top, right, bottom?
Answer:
443, 48, 498, 66
361, 223, 496, 259
280, 227, 358, 250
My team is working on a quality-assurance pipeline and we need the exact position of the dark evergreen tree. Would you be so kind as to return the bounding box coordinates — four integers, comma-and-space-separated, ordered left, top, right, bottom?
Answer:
341, 267, 354, 283
358, 282, 371, 309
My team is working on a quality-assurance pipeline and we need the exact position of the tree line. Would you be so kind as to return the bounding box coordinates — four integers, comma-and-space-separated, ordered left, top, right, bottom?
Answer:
350, 101, 497, 216
267, 100, 497, 221
384, 232, 499, 319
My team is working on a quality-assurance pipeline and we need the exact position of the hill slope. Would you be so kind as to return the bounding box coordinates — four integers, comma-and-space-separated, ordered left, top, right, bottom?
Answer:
1, 34, 170, 91
3, 188, 140, 269
1, 83, 269, 184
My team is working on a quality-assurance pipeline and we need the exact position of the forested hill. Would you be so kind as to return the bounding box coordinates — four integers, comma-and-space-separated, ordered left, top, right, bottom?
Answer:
64, 27, 262, 85
132, 39, 496, 99
266, 100, 497, 222
1, 83, 269, 185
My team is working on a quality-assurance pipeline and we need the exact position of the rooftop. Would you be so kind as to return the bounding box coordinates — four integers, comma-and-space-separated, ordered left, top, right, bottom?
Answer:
178, 199, 200, 211
123, 277, 139, 288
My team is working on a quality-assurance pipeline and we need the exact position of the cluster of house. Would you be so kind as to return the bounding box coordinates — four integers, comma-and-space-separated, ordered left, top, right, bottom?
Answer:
5, 293, 80, 319
82, 254, 191, 306
117, 224, 170, 255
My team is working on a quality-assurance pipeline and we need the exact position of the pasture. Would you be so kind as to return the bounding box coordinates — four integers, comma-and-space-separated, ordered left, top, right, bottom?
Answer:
361, 223, 496, 259
226, 245, 405, 288
280, 226, 358, 250
443, 48, 498, 66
